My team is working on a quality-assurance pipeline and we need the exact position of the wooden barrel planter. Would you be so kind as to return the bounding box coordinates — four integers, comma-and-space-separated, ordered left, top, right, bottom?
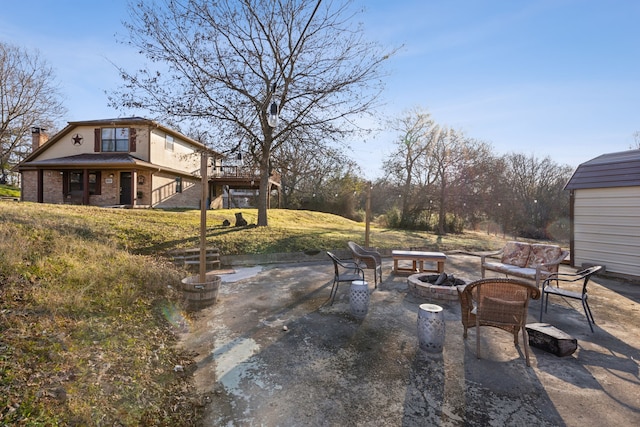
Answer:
181, 272, 221, 310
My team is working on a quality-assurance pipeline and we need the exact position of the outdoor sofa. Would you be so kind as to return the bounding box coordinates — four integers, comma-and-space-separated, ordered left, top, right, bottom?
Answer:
480, 241, 569, 288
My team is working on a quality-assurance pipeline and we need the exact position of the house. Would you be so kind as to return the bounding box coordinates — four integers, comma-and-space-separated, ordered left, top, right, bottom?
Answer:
14, 117, 281, 210
564, 149, 640, 278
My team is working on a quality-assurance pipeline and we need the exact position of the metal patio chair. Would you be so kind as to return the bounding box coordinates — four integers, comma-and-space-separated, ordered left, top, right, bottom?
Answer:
539, 265, 602, 332
326, 251, 365, 305
347, 241, 382, 286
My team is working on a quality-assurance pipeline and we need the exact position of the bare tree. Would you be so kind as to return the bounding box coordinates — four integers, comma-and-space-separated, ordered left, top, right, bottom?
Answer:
502, 153, 573, 238
111, 0, 394, 226
382, 108, 439, 227
380, 109, 573, 238
0, 42, 67, 184
430, 128, 494, 234
273, 138, 359, 211
467, 154, 506, 232
631, 130, 640, 149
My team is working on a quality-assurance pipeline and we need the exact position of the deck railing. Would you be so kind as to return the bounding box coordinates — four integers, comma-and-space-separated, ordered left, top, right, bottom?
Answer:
212, 166, 281, 182
212, 166, 259, 178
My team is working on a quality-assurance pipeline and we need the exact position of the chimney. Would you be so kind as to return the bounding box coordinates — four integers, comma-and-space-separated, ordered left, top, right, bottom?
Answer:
31, 127, 48, 152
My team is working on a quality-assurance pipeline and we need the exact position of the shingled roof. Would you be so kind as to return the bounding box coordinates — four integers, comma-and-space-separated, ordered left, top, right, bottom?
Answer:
564, 149, 640, 190
17, 153, 194, 177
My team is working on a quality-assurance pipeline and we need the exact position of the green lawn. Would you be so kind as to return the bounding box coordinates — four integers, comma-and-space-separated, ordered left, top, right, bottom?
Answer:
0, 184, 20, 198
0, 202, 509, 255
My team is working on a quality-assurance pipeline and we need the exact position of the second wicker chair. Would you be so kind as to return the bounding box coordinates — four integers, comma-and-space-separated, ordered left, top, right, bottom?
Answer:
458, 278, 541, 366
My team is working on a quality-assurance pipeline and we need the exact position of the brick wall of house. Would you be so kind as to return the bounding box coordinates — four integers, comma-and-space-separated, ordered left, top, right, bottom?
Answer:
42, 171, 65, 204
91, 173, 119, 206
22, 170, 66, 204
21, 171, 38, 202
22, 170, 125, 206
21, 169, 205, 208
135, 172, 151, 207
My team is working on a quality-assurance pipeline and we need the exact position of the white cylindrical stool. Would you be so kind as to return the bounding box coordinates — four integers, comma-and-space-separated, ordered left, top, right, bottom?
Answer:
350, 280, 370, 318
417, 303, 445, 353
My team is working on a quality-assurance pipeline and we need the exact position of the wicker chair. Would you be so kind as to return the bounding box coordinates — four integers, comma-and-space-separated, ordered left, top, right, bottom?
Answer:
458, 278, 541, 366
347, 241, 382, 286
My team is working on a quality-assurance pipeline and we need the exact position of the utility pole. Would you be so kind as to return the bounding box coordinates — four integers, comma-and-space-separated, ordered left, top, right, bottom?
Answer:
199, 152, 208, 282
365, 182, 371, 247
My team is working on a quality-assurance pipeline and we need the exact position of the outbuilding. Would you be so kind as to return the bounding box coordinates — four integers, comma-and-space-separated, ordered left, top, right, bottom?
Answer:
564, 149, 640, 278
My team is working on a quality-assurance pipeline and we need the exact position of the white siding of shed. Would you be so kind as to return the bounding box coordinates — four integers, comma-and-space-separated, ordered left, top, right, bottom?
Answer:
573, 187, 640, 277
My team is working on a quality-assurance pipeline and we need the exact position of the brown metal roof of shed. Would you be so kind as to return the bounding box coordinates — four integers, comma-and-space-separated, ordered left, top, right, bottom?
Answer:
564, 149, 640, 190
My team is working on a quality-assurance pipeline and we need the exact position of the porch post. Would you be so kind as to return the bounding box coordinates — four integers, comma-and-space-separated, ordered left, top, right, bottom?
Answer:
37, 169, 44, 203
82, 168, 90, 205
132, 170, 138, 206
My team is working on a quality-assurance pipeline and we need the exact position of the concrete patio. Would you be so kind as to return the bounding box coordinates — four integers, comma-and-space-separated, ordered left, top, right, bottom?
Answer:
179, 253, 640, 426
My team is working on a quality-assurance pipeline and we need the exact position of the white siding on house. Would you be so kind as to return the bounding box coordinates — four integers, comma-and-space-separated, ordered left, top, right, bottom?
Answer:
149, 129, 200, 173
32, 125, 97, 160
29, 125, 151, 161
573, 187, 640, 277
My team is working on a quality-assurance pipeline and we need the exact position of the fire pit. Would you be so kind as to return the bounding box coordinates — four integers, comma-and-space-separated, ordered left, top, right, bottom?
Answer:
407, 273, 466, 302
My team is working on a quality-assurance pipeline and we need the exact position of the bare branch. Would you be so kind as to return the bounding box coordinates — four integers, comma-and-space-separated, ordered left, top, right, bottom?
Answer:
0, 42, 67, 182
111, 0, 396, 225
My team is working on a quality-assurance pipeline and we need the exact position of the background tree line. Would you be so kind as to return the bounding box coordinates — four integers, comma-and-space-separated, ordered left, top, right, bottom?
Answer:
277, 108, 574, 241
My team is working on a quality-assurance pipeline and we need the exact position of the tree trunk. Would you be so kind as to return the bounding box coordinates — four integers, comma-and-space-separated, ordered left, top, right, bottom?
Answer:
257, 139, 272, 227
437, 176, 446, 235
400, 162, 413, 227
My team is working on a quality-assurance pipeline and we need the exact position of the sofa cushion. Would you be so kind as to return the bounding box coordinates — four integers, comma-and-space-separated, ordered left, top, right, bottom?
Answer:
500, 241, 531, 268
526, 244, 563, 270
483, 262, 538, 279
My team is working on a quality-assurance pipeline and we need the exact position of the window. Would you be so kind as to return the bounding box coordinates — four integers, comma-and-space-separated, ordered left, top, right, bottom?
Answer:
88, 173, 99, 194
165, 134, 174, 151
69, 172, 82, 193
176, 177, 182, 193
101, 128, 129, 152
65, 171, 101, 195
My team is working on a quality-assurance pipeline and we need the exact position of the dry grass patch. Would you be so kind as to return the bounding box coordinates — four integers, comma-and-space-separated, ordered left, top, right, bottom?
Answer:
0, 207, 202, 425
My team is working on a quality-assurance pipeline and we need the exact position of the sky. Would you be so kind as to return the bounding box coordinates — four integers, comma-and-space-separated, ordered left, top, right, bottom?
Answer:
1, 0, 639, 179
